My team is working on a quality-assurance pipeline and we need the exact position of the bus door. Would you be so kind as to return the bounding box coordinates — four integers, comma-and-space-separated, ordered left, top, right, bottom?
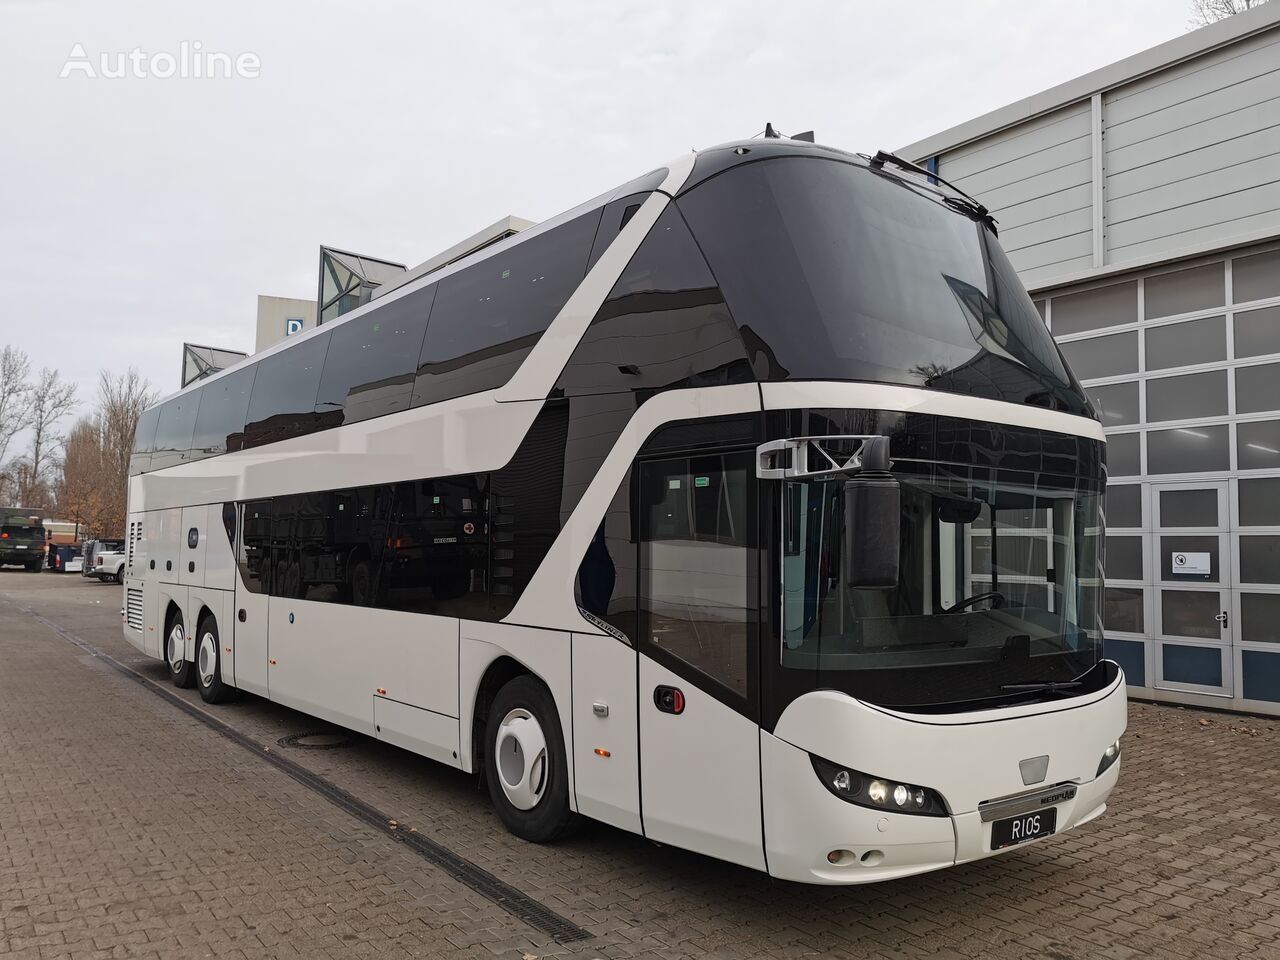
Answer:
233, 499, 272, 697
635, 450, 765, 871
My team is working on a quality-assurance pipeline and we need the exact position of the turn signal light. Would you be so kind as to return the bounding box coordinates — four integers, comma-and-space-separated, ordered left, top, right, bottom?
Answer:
594, 748, 611, 758
376, 687, 387, 695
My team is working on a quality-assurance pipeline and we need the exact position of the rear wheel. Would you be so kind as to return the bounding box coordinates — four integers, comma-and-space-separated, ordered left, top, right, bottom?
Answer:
484, 675, 574, 843
166, 615, 195, 688
196, 616, 233, 704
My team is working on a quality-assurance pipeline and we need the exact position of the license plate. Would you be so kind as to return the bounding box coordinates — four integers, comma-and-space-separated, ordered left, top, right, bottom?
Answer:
991, 807, 1057, 849
15, 544, 26, 549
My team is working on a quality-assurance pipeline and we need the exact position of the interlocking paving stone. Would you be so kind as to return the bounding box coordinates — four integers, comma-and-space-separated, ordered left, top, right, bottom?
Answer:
1, 571, 1278, 959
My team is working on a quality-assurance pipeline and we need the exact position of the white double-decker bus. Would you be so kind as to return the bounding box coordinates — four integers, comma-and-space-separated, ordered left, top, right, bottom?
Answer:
122, 138, 1125, 884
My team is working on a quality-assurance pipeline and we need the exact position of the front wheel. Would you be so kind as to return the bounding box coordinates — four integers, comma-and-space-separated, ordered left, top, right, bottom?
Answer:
484, 676, 574, 843
196, 617, 234, 704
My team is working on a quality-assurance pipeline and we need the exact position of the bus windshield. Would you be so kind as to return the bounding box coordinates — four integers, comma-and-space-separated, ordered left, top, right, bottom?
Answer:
678, 155, 1092, 417
780, 460, 1104, 712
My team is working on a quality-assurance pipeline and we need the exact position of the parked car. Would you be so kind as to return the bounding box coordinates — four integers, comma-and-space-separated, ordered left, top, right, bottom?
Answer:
82, 539, 124, 578
50, 544, 84, 574
0, 508, 47, 571
89, 543, 127, 583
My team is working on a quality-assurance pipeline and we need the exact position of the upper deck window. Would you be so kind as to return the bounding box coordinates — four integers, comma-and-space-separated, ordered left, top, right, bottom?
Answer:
411, 210, 601, 407
677, 156, 1091, 417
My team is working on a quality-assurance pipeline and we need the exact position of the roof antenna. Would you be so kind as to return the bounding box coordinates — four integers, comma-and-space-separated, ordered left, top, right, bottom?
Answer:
764, 122, 781, 139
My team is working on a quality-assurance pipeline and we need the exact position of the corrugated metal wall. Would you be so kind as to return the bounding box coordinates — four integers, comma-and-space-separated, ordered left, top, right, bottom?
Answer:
937, 103, 1093, 288
1103, 28, 1280, 265
930, 23, 1280, 291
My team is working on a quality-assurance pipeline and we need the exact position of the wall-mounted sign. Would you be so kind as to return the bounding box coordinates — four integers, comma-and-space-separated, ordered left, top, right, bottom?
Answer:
285, 317, 304, 337
1172, 552, 1211, 576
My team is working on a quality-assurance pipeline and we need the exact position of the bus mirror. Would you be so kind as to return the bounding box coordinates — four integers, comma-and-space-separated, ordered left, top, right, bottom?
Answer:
843, 438, 900, 589
937, 498, 982, 525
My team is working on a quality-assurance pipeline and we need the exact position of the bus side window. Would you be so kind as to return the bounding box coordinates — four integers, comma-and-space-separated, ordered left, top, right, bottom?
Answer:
638, 452, 755, 700
239, 499, 273, 594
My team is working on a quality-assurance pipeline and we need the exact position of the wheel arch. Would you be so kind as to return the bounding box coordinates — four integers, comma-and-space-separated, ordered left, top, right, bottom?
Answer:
471, 655, 535, 774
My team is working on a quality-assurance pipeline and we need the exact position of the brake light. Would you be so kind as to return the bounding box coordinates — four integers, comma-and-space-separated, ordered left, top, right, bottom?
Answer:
96, 557, 103, 566
1, 532, 8, 539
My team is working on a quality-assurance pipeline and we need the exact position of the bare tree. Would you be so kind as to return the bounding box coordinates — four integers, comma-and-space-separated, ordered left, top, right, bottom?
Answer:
0, 345, 32, 467
17, 368, 77, 508
95, 369, 156, 533
56, 416, 109, 537
1190, 0, 1270, 28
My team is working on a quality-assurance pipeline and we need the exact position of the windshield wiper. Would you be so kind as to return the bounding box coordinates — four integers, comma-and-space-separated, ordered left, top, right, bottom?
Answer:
867, 150, 999, 235
1000, 680, 1083, 694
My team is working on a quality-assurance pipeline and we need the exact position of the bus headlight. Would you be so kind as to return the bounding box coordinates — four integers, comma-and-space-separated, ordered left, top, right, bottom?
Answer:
810, 755, 948, 817
1096, 739, 1121, 776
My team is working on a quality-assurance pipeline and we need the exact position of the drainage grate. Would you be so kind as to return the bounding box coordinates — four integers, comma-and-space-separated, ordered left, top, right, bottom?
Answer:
4, 597, 593, 946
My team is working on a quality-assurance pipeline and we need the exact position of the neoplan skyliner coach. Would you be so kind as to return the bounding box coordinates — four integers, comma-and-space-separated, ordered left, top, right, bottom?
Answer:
123, 137, 1125, 883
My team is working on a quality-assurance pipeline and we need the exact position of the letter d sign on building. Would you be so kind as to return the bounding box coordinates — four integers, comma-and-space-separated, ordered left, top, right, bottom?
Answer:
285, 318, 304, 337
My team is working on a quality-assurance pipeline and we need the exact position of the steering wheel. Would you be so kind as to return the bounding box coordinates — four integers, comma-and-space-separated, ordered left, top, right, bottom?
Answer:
946, 590, 1006, 613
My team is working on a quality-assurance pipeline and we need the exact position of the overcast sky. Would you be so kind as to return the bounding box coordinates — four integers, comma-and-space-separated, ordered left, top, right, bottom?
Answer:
1, 0, 1194, 414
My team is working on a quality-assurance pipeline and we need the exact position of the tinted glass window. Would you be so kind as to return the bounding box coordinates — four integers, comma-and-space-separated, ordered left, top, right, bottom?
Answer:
1145, 370, 1227, 422
150, 391, 201, 471
557, 205, 752, 397
315, 285, 434, 425
1104, 587, 1144, 633
1234, 305, 1280, 359
412, 211, 600, 407
238, 500, 272, 594
1085, 381, 1139, 427
243, 331, 332, 448
1235, 362, 1280, 415
1106, 535, 1143, 581
1107, 432, 1141, 477
382, 476, 489, 617
1240, 477, 1280, 526
1058, 332, 1138, 381
1145, 316, 1226, 370
1144, 263, 1223, 319
1231, 249, 1280, 305
1106, 484, 1142, 528
1239, 419, 1280, 471
639, 452, 753, 699
190, 366, 256, 457
1050, 282, 1138, 336
678, 156, 1089, 415
586, 191, 651, 271
1148, 424, 1230, 474
129, 407, 160, 476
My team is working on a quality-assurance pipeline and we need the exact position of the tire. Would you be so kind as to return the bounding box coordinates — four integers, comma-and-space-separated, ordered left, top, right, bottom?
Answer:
195, 616, 234, 704
113, 568, 124, 584
484, 675, 574, 843
165, 613, 195, 688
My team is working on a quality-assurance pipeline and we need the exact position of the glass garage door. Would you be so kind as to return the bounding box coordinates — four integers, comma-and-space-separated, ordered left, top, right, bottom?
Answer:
1041, 246, 1280, 714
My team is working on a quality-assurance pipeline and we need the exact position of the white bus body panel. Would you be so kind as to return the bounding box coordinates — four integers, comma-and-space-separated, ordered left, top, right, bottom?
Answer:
234, 577, 270, 697
639, 655, 765, 872
204, 509, 236, 592
178, 505, 207, 587
153, 507, 184, 587
267, 600, 459, 739
458, 621, 574, 811
570, 632, 640, 834
764, 677, 1127, 884
374, 697, 460, 769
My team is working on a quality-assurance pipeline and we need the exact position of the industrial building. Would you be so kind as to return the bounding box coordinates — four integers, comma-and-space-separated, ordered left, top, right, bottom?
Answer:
901, 3, 1280, 714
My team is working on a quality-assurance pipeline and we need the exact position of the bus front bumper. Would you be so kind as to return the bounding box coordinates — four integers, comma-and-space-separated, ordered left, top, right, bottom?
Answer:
761, 676, 1126, 885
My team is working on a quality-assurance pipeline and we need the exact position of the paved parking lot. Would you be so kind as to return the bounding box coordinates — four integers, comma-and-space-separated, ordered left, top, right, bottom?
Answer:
1, 570, 1279, 960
